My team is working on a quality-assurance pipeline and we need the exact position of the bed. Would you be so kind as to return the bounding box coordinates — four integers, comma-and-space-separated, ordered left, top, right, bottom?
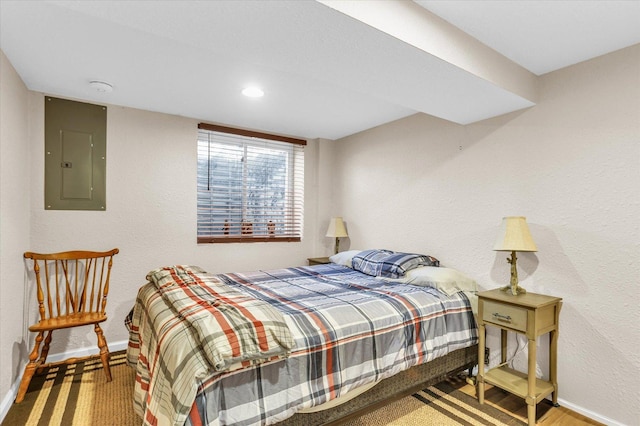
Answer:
126, 250, 479, 426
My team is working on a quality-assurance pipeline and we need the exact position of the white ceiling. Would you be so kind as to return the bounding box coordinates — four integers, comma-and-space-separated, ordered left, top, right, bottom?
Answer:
416, 0, 640, 76
1, 1, 638, 140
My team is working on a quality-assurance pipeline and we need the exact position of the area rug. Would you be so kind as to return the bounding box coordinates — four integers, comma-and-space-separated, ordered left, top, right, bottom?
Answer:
342, 378, 524, 426
3, 352, 523, 425
2, 351, 136, 426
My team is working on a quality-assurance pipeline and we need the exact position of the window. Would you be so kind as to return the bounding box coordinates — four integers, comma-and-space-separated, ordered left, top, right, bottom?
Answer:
197, 123, 305, 243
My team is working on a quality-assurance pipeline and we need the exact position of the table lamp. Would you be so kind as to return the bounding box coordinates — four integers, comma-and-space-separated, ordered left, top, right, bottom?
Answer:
326, 217, 348, 254
493, 216, 537, 295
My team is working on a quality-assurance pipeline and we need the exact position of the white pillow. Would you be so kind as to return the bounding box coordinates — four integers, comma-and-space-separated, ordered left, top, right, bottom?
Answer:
329, 250, 362, 268
399, 266, 478, 296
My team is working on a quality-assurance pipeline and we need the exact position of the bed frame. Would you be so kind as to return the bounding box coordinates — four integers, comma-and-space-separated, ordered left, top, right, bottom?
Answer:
278, 344, 478, 425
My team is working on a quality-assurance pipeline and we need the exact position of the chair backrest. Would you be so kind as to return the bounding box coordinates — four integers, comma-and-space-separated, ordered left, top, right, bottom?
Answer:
24, 249, 119, 321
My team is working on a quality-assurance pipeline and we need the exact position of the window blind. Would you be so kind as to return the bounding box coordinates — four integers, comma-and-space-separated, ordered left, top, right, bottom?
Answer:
197, 123, 305, 243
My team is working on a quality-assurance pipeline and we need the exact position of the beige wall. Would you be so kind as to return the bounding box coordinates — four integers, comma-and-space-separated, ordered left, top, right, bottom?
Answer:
24, 100, 326, 356
0, 51, 31, 414
333, 45, 640, 425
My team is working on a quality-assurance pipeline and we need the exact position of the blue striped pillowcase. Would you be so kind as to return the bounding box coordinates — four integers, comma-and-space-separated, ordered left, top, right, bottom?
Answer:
351, 249, 439, 279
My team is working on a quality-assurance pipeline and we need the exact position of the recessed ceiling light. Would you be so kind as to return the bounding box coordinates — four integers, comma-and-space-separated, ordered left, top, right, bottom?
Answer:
89, 80, 113, 93
242, 86, 264, 98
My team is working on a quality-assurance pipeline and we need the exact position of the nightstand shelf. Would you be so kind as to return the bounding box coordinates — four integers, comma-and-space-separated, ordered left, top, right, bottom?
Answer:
307, 256, 331, 265
484, 366, 555, 400
477, 289, 562, 426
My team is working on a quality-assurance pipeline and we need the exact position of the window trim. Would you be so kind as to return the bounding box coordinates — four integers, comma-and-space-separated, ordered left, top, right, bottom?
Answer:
197, 123, 306, 146
197, 123, 306, 244
197, 235, 302, 244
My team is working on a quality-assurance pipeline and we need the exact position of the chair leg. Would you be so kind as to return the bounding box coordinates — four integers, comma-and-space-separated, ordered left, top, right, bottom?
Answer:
15, 332, 44, 403
94, 323, 112, 382
36, 331, 53, 374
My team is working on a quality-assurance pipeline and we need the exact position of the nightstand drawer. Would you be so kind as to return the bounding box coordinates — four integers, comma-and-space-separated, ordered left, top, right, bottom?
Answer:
482, 300, 528, 332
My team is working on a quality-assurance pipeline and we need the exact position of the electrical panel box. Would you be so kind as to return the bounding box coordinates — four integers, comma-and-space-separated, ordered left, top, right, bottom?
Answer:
44, 97, 107, 210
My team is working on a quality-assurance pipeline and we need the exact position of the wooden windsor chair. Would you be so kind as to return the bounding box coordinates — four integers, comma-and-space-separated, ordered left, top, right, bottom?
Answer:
15, 248, 119, 403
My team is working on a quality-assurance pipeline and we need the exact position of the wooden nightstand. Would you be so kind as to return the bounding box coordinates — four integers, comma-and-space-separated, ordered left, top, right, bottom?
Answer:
307, 256, 331, 266
477, 289, 562, 426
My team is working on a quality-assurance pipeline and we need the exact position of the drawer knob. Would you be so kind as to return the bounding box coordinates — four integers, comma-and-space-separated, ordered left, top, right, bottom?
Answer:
492, 312, 512, 323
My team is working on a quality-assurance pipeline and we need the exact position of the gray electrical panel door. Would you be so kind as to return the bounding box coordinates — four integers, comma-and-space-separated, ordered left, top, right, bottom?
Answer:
45, 97, 107, 210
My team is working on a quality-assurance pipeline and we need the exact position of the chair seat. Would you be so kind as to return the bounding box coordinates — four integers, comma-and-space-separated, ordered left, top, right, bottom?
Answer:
29, 312, 107, 332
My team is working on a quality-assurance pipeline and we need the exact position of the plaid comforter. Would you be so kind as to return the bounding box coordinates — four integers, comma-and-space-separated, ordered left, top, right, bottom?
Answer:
127, 264, 477, 426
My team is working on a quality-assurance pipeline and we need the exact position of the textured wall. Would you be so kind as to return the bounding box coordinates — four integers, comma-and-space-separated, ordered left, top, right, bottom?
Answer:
0, 50, 31, 413
22, 100, 323, 359
333, 45, 639, 425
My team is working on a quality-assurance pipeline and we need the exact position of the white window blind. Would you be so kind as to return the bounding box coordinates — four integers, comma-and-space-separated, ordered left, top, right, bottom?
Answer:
197, 123, 305, 243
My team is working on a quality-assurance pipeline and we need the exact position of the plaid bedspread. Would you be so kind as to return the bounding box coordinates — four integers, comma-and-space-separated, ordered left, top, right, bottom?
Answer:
127, 264, 477, 426
147, 266, 293, 371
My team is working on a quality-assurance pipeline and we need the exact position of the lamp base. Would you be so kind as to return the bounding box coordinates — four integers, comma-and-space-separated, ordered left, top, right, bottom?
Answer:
500, 284, 527, 296
501, 250, 526, 296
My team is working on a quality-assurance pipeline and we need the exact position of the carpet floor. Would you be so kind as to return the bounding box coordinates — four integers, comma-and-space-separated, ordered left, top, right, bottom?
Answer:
3, 352, 526, 425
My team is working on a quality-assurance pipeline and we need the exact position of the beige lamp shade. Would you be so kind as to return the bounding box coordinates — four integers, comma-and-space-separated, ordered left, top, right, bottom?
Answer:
493, 216, 537, 252
326, 217, 348, 238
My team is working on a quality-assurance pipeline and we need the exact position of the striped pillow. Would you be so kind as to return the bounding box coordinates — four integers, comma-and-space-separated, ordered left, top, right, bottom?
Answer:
352, 249, 439, 279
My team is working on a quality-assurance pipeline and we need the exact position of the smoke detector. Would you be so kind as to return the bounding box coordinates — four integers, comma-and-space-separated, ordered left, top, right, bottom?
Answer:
89, 80, 113, 93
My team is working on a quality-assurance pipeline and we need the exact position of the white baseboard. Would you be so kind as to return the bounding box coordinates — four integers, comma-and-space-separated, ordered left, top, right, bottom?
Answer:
0, 340, 129, 424
0, 379, 21, 425
44, 340, 129, 363
557, 398, 624, 426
